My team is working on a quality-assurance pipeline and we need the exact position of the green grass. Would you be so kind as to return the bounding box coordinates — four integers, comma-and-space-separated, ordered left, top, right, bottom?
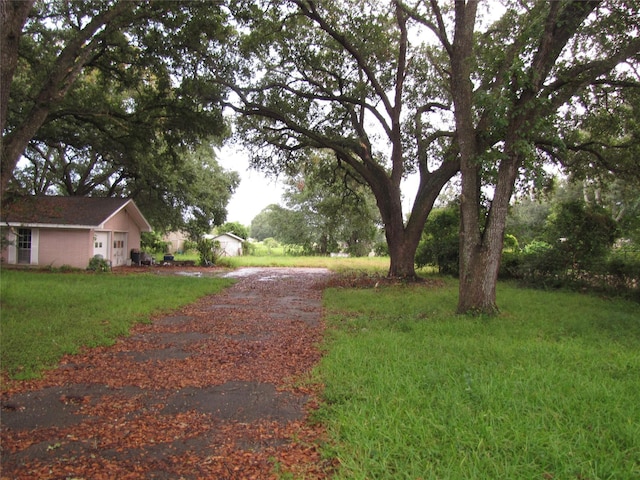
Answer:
161, 250, 392, 274
223, 254, 390, 273
318, 279, 640, 479
0, 269, 234, 380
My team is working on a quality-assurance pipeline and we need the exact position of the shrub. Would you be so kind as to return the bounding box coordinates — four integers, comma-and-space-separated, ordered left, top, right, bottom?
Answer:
183, 239, 198, 253
415, 203, 459, 275
603, 255, 640, 294
503, 233, 519, 251
196, 238, 221, 266
346, 240, 371, 258
87, 255, 111, 272
373, 241, 388, 257
141, 231, 171, 253
499, 250, 522, 279
544, 200, 618, 270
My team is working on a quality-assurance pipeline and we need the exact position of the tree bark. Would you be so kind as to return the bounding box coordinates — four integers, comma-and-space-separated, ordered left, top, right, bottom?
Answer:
457, 156, 519, 314
455, 0, 604, 314
376, 157, 459, 279
0, 0, 34, 135
448, 1, 499, 313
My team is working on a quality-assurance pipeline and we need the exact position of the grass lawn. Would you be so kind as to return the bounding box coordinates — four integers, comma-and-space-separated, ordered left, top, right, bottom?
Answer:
3, 258, 639, 478
165, 251, 392, 274
0, 269, 234, 380
318, 278, 640, 479
224, 254, 391, 273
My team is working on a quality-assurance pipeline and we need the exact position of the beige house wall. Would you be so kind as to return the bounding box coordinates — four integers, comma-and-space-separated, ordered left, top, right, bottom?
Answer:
0, 229, 14, 264
1, 199, 150, 269
1, 209, 146, 269
38, 229, 92, 268
164, 231, 189, 253
103, 208, 143, 253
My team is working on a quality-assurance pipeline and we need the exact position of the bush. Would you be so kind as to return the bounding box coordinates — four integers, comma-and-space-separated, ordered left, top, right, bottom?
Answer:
346, 240, 371, 258
415, 203, 459, 275
499, 250, 522, 279
141, 231, 170, 253
503, 233, 519, 251
499, 240, 640, 299
373, 241, 388, 257
183, 239, 198, 253
196, 238, 221, 266
603, 255, 640, 293
544, 200, 618, 270
87, 255, 110, 272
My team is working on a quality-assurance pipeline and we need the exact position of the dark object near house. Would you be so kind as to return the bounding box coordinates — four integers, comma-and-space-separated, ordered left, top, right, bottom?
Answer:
140, 252, 154, 265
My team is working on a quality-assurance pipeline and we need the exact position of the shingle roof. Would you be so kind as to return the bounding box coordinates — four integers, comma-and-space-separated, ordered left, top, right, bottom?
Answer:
1, 196, 143, 228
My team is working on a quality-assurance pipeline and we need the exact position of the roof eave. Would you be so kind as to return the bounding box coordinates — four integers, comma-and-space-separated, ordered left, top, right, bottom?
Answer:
2, 222, 95, 229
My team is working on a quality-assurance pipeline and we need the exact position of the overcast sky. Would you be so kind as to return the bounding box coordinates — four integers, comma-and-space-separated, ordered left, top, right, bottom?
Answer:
218, 143, 422, 228
217, 145, 285, 226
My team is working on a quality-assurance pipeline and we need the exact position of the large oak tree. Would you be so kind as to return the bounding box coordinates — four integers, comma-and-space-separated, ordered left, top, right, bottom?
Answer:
414, 0, 640, 313
224, 0, 460, 278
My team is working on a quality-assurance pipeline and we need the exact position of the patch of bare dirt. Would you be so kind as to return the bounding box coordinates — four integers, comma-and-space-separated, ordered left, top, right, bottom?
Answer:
1, 267, 337, 479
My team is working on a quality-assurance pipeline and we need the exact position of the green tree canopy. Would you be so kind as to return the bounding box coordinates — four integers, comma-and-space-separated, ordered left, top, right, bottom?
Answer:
2, 0, 234, 224
415, 202, 460, 275
250, 204, 306, 247
544, 199, 619, 269
217, 222, 249, 240
250, 204, 283, 241
280, 151, 381, 256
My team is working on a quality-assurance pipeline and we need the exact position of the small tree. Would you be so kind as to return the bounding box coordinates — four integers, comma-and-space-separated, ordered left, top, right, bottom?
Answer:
281, 152, 381, 256
141, 231, 170, 254
250, 206, 279, 241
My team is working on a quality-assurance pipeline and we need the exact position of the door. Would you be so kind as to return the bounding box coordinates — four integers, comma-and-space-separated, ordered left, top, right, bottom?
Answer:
94, 232, 109, 260
17, 228, 32, 264
113, 232, 127, 266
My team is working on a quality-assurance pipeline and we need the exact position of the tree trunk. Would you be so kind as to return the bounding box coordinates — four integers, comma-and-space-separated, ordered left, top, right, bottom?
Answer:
449, 1, 497, 313
457, 153, 520, 315
0, 0, 34, 134
449, 0, 520, 314
375, 179, 418, 278
456, 244, 500, 315
373, 151, 459, 279
385, 221, 419, 279
1, 0, 35, 199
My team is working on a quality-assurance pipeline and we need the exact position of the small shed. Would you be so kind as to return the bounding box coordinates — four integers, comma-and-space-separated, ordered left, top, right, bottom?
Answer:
1, 196, 152, 269
206, 232, 244, 257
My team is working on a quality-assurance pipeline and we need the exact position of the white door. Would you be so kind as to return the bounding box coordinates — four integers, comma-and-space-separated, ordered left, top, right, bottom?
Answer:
94, 232, 109, 259
113, 232, 127, 266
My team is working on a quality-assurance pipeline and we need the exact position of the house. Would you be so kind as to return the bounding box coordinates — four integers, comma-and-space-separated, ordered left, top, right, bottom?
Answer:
204, 232, 244, 257
1, 196, 152, 269
163, 230, 190, 254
